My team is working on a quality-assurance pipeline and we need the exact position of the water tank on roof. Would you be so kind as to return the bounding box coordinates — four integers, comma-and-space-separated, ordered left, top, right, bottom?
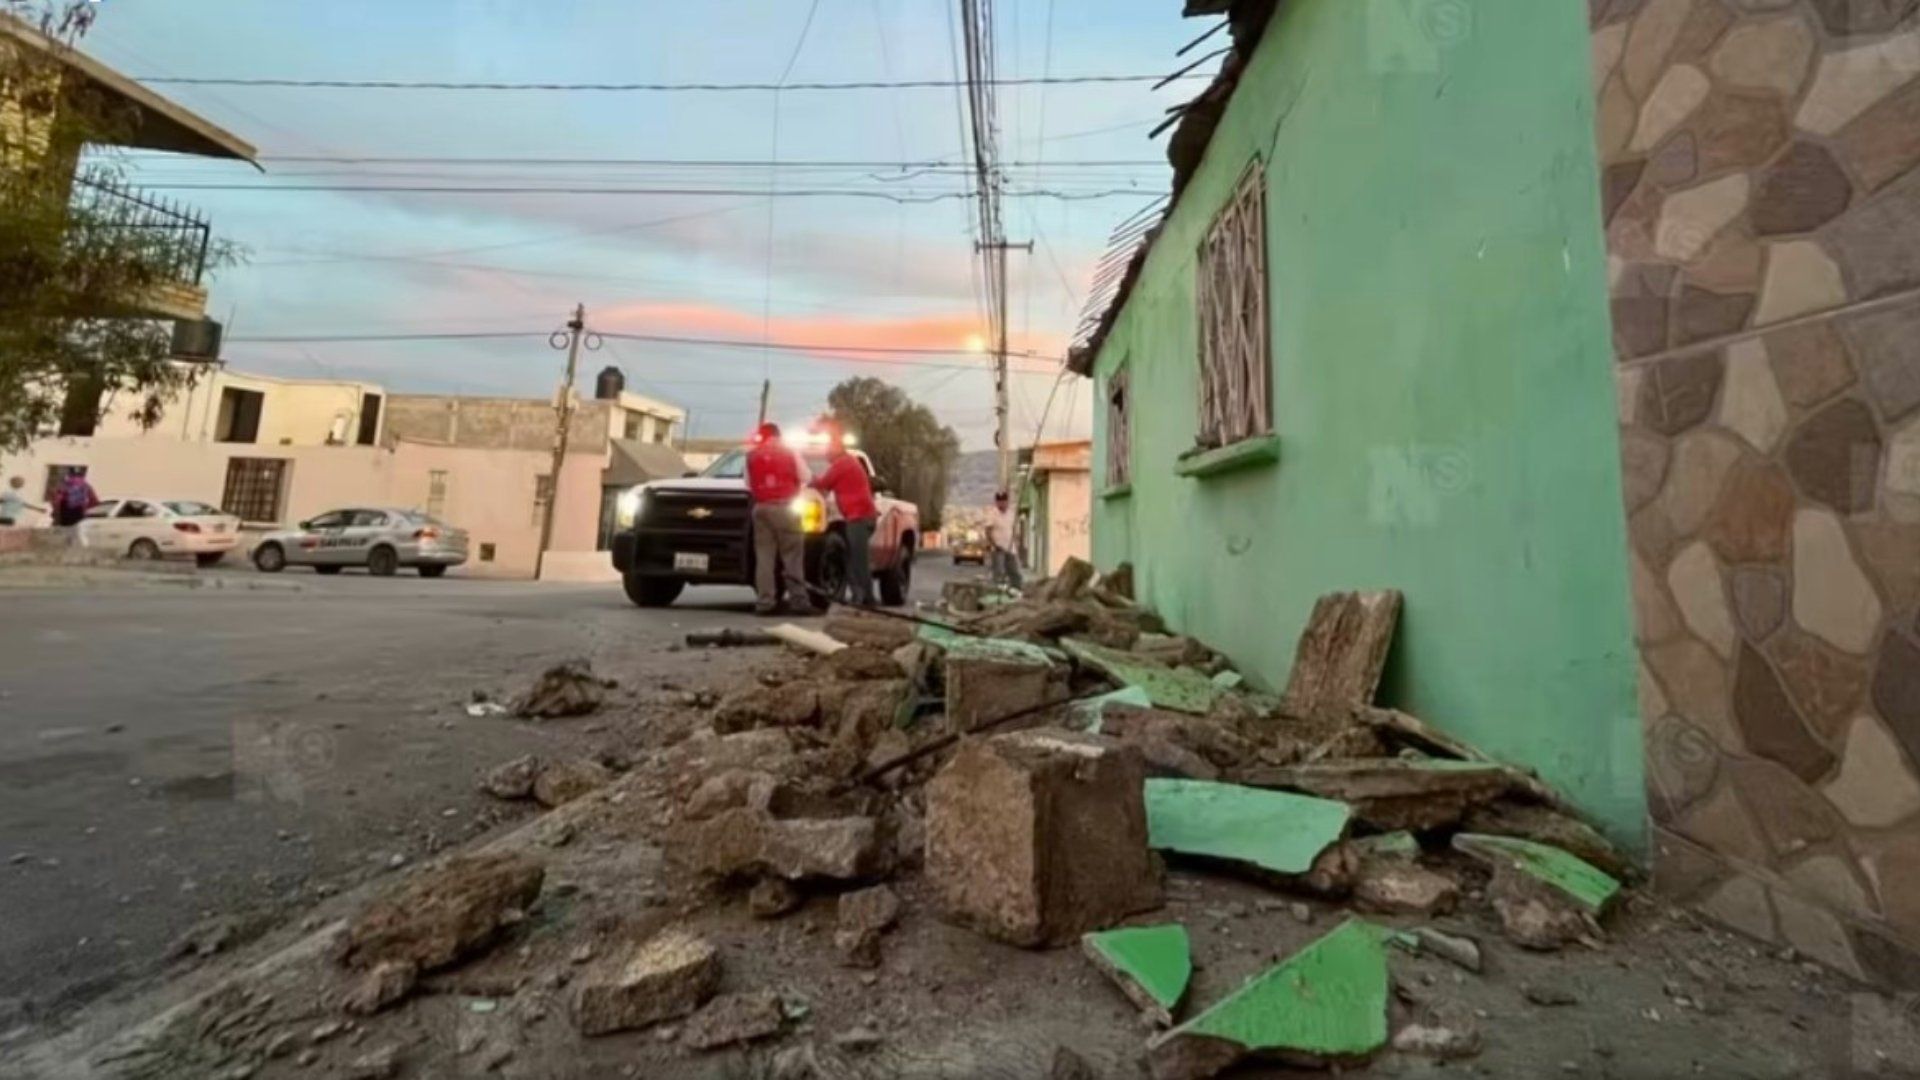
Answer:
594, 365, 626, 401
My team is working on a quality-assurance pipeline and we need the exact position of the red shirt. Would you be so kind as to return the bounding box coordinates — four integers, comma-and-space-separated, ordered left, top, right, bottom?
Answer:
747, 442, 804, 503
812, 453, 877, 521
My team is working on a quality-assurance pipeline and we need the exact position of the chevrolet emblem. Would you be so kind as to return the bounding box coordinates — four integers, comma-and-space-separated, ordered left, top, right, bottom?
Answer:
688, 507, 714, 520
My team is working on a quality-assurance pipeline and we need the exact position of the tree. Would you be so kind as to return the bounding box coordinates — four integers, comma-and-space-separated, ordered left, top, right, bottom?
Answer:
826, 377, 962, 531
0, 0, 235, 452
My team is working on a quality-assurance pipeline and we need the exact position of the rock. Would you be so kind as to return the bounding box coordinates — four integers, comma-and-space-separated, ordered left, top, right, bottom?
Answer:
675, 809, 886, 883
681, 990, 785, 1051
574, 930, 720, 1036
1038, 557, 1096, 601
1354, 861, 1460, 917
342, 852, 543, 972
345, 1046, 401, 1080
834, 884, 902, 969
1409, 927, 1481, 973
515, 660, 607, 719
821, 647, 906, 682
943, 580, 989, 613
1487, 865, 1598, 951
1392, 1023, 1482, 1060
685, 769, 780, 821
341, 959, 418, 1016
533, 758, 613, 808
824, 609, 917, 650
1523, 982, 1581, 1007
479, 755, 539, 800
944, 652, 1071, 731
749, 877, 806, 919
926, 729, 1162, 947
715, 684, 822, 733
834, 1027, 885, 1053
829, 679, 912, 757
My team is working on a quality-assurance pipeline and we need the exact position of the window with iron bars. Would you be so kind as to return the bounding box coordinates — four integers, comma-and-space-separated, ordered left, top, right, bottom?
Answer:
222, 458, 288, 523
1195, 165, 1272, 450
1106, 365, 1132, 489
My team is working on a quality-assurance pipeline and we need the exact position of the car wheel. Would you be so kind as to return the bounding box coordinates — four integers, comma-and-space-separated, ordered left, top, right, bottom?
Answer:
195, 552, 224, 568
254, 543, 287, 573
418, 565, 448, 579
817, 532, 850, 607
128, 538, 162, 561
879, 543, 914, 607
622, 574, 683, 608
314, 565, 343, 576
368, 546, 399, 577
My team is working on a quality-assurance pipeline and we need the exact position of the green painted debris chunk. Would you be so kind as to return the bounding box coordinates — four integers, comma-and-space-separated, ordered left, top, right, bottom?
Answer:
1082, 924, 1192, 1019
1062, 638, 1219, 715
1354, 831, 1420, 859
916, 622, 1059, 666
1144, 779, 1351, 875
1069, 686, 1154, 733
1211, 670, 1245, 691
1150, 919, 1390, 1066
1453, 833, 1621, 913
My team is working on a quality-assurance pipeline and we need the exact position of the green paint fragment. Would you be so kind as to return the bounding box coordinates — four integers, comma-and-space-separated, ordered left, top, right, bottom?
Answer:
1144, 779, 1351, 875
1453, 833, 1621, 913
1353, 831, 1419, 859
1083, 924, 1192, 1017
1062, 638, 1220, 715
917, 623, 1060, 666
1154, 919, 1390, 1062
1068, 686, 1154, 733
1212, 670, 1245, 690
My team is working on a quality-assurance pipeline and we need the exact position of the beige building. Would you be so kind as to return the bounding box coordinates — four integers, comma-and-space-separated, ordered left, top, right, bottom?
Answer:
1024, 440, 1092, 577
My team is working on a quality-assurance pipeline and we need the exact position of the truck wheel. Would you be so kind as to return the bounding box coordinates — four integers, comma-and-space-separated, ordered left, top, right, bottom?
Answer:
878, 542, 914, 607
623, 574, 683, 608
816, 532, 849, 606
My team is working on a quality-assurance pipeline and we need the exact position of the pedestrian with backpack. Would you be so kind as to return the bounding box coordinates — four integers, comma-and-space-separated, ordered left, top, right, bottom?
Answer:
51, 470, 98, 527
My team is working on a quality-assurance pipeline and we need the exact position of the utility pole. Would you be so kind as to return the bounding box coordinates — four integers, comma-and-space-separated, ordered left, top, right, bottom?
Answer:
536, 303, 587, 581
757, 378, 771, 427
978, 239, 1032, 493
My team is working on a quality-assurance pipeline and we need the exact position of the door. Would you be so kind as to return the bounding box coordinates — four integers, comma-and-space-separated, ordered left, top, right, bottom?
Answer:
298, 509, 352, 566
340, 510, 391, 566
115, 500, 167, 553
77, 501, 120, 549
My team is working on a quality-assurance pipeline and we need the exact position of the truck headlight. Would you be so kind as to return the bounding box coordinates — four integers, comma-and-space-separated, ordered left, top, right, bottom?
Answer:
791, 493, 826, 535
616, 487, 646, 528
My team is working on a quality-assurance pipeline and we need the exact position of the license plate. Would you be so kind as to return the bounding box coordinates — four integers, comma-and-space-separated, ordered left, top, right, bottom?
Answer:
673, 552, 709, 573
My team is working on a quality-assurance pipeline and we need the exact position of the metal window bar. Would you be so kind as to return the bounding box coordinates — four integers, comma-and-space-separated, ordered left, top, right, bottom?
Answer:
69, 171, 212, 286
221, 458, 287, 523
1107, 367, 1131, 487
1196, 165, 1271, 448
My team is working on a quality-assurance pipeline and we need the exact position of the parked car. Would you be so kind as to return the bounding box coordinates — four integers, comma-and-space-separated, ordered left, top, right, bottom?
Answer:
950, 528, 990, 566
252, 508, 469, 578
609, 436, 919, 608
77, 498, 241, 566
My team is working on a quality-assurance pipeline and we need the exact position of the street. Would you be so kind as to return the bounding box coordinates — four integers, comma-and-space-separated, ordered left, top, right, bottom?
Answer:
0, 558, 966, 1025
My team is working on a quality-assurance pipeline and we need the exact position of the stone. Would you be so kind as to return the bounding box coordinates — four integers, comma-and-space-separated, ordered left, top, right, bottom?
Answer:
1732, 644, 1836, 781
1690, 228, 1766, 294
1755, 241, 1847, 326
1623, 0, 1697, 99
480, 755, 538, 800
1796, 31, 1920, 135
944, 653, 1070, 731
1727, 758, 1841, 857
685, 769, 779, 822
1784, 851, 1877, 918
1695, 91, 1794, 177
829, 679, 910, 756
1353, 860, 1460, 916
1840, 297, 1920, 422
1864, 831, 1920, 934
1765, 320, 1855, 407
681, 991, 785, 1050
1834, 76, 1920, 194
1675, 286, 1756, 344
1668, 542, 1737, 658
1660, 429, 1744, 535
1656, 173, 1749, 260
574, 930, 720, 1036
514, 659, 606, 719
1772, 887, 1867, 981
1753, 142, 1854, 237
1646, 639, 1733, 738
1640, 352, 1726, 437
925, 729, 1162, 947
1826, 167, 1920, 301
1808, 0, 1920, 35
1603, 159, 1648, 224
1788, 399, 1884, 513
345, 1047, 401, 1080
1710, 15, 1816, 98
675, 809, 886, 883
1890, 417, 1920, 497
1597, 74, 1638, 161
1673, 0, 1734, 59
1392, 1023, 1483, 1060
1613, 261, 1677, 356
1621, 429, 1672, 514
1873, 631, 1920, 764
1853, 520, 1920, 611
341, 853, 543, 972
820, 647, 905, 682
748, 877, 805, 919
341, 959, 418, 1016
1674, 779, 1767, 863
1632, 547, 1684, 644
824, 608, 918, 650
1696, 874, 1778, 943
834, 884, 902, 969
1732, 568, 1788, 639
1484, 864, 1599, 951
714, 683, 821, 733
1772, 629, 1872, 741
1593, 19, 1629, 89
1649, 132, 1700, 188
1706, 460, 1796, 563
533, 758, 613, 808
1792, 508, 1885, 652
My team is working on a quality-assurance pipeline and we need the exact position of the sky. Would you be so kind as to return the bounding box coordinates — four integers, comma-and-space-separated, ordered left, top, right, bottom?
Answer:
73, 0, 1206, 449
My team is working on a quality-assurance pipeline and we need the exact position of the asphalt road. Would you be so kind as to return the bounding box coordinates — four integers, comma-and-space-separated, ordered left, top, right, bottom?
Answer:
0, 556, 968, 1025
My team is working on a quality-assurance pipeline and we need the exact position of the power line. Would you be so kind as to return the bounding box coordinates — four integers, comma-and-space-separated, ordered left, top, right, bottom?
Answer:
227, 331, 548, 343
134, 72, 1209, 92
152, 155, 1164, 168
136, 183, 1158, 202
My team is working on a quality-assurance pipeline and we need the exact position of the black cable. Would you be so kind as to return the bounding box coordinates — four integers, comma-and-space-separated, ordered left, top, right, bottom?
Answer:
136, 73, 1211, 92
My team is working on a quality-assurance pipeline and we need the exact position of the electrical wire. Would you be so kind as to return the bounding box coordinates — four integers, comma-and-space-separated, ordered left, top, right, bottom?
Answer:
134, 73, 1210, 92
128, 183, 1157, 202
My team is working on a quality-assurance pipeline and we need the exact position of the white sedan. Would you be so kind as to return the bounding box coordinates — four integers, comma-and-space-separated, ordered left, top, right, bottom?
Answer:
78, 498, 243, 566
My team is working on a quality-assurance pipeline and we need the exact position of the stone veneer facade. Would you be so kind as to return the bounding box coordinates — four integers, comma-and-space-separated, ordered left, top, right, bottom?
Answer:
1592, 0, 1920, 985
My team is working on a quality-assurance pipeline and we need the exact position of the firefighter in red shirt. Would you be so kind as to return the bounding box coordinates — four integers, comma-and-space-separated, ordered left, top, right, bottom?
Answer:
746, 423, 815, 615
810, 428, 878, 606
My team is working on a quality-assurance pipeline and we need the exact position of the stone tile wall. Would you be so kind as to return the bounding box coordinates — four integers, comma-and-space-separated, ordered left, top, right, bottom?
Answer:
1593, 0, 1920, 987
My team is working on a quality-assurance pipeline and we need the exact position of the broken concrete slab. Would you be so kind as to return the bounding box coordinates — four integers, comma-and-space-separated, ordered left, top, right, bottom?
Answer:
1461, 800, 1632, 881
1038, 556, 1096, 601
714, 683, 822, 733
1352, 831, 1421, 860
1062, 638, 1219, 716
1279, 590, 1402, 720
479, 755, 538, 800
341, 853, 543, 973
684, 768, 779, 822
1145, 919, 1391, 1078
1068, 686, 1154, 732
834, 883, 903, 968
825, 608, 921, 650
1143, 778, 1351, 877
1456, 834, 1621, 951
681, 990, 785, 1050
944, 651, 1071, 732
828, 679, 912, 755
532, 758, 613, 808
675, 808, 887, 883
820, 647, 906, 682
749, 877, 805, 919
1230, 759, 1513, 831
926, 729, 1162, 947
1081, 924, 1192, 1027
1098, 562, 1134, 601
1353, 860, 1460, 917
1453, 834, 1622, 915
573, 930, 720, 1036
514, 659, 608, 719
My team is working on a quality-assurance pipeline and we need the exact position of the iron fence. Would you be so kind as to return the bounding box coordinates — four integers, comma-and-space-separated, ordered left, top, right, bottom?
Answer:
69, 171, 212, 286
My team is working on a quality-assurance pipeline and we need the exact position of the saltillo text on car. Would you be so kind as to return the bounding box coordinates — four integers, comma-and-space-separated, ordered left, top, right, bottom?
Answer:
77, 498, 241, 566
252, 508, 470, 577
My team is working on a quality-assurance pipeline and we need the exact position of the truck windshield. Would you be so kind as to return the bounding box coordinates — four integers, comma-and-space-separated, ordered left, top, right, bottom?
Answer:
703, 448, 835, 479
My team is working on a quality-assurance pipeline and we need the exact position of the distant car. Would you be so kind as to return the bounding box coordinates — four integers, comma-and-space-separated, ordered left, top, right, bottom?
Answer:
78, 498, 241, 566
951, 528, 989, 566
252, 508, 469, 578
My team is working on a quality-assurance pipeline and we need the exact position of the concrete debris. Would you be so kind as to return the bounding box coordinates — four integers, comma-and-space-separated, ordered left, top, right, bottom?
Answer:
345, 1046, 402, 1080
480, 755, 539, 800
1037, 555, 1096, 601
464, 701, 508, 718
681, 990, 786, 1050
1061, 638, 1219, 715
514, 660, 608, 719
1523, 982, 1581, 1007
820, 646, 906, 682
1081, 924, 1191, 1027
341, 852, 543, 973
1279, 590, 1402, 720
714, 683, 821, 733
834, 884, 902, 968
749, 877, 806, 919
573, 930, 720, 1036
684, 768, 779, 822
533, 757, 614, 808
824, 608, 919, 651
1143, 778, 1351, 878
341, 959, 418, 1016
1229, 759, 1513, 831
686, 628, 778, 647
926, 729, 1162, 947
1098, 562, 1134, 602
944, 650, 1071, 731
1461, 800, 1632, 881
1353, 859, 1460, 917
675, 808, 886, 883
1453, 834, 1622, 917
943, 579, 989, 613
766, 622, 847, 656
834, 1026, 885, 1052
1392, 1021, 1482, 1059
1485, 865, 1603, 951
828, 679, 912, 757
1405, 927, 1482, 973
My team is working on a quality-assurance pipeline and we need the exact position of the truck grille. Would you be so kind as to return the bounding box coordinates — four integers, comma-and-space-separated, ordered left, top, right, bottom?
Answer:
639, 490, 751, 531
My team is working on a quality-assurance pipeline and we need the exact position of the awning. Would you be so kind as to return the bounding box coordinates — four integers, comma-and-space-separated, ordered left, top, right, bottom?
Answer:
605, 440, 692, 487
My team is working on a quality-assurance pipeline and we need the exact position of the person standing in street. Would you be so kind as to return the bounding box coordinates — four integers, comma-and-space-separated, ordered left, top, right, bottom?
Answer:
50, 470, 98, 528
810, 429, 878, 606
746, 423, 815, 616
0, 476, 44, 527
987, 490, 1022, 589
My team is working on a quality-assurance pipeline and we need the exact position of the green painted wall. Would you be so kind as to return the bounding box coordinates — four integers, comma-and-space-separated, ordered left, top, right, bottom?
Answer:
1090, 0, 1644, 847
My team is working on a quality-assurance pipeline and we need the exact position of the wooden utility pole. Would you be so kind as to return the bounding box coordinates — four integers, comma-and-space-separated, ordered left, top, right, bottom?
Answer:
757, 378, 771, 427
978, 240, 1032, 493
535, 303, 586, 581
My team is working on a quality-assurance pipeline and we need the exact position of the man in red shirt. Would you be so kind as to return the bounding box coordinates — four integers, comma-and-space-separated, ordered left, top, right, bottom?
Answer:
746, 423, 814, 615
810, 429, 878, 606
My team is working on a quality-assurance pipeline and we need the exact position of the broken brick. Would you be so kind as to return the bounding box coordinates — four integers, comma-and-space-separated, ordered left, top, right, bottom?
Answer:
573, 930, 720, 1036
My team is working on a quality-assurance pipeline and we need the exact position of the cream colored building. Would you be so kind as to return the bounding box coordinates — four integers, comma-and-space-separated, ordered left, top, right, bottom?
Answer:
1025, 440, 1092, 576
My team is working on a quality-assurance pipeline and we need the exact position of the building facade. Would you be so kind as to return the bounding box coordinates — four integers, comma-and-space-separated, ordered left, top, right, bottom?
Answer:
1023, 440, 1092, 576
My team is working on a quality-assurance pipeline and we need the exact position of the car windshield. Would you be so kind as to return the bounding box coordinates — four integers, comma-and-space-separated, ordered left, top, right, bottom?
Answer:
165, 501, 221, 517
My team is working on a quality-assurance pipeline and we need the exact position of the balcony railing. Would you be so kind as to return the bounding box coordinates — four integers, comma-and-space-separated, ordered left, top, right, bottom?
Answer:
70, 171, 212, 288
